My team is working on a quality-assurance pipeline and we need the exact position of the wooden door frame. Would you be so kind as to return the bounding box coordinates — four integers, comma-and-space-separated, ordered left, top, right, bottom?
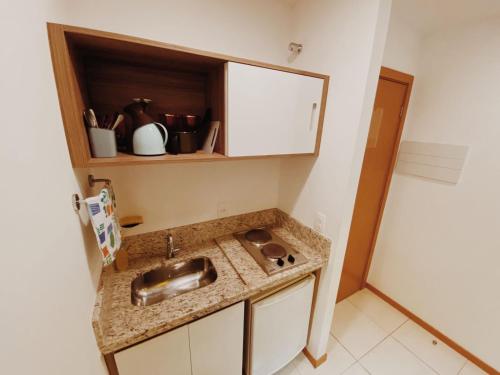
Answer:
360, 66, 414, 287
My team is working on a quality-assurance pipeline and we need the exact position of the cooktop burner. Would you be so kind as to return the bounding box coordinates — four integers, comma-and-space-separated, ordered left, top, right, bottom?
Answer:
234, 227, 308, 275
261, 243, 286, 259
245, 229, 272, 244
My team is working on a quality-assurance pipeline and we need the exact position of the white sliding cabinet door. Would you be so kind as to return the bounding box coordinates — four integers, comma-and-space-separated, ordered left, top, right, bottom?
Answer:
226, 62, 324, 157
115, 325, 191, 375
189, 302, 245, 375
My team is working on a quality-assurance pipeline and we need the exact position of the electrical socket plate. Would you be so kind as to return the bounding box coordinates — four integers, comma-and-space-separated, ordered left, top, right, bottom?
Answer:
314, 212, 326, 233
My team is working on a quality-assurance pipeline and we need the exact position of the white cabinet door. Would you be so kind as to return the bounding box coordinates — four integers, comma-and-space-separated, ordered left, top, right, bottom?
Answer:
189, 302, 245, 375
226, 62, 324, 157
115, 325, 191, 375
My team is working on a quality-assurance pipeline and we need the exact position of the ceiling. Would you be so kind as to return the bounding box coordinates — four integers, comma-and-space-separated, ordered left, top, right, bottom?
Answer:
279, 0, 299, 7
280, 0, 500, 35
391, 0, 500, 35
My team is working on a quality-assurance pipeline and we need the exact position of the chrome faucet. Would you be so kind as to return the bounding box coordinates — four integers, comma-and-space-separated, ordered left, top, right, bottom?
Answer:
166, 234, 181, 259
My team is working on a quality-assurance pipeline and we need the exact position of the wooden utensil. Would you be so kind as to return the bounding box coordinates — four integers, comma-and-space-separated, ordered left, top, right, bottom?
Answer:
84, 109, 98, 128
111, 114, 124, 130
89, 109, 99, 128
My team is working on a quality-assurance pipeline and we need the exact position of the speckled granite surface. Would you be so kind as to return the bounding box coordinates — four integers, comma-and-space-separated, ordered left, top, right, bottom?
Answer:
123, 209, 277, 260
276, 210, 331, 261
95, 242, 247, 354
92, 209, 331, 354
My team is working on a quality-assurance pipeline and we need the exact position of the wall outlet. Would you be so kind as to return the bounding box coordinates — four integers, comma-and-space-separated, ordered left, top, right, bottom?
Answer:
313, 212, 326, 233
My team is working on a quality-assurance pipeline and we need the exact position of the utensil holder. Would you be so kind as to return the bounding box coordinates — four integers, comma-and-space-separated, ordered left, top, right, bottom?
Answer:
87, 128, 117, 157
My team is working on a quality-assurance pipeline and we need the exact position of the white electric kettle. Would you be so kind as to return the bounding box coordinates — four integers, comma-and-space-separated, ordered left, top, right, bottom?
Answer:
132, 122, 168, 155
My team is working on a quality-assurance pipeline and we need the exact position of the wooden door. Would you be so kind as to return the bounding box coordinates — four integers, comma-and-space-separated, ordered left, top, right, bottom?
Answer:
115, 325, 191, 375
189, 302, 244, 375
226, 62, 324, 156
337, 68, 413, 302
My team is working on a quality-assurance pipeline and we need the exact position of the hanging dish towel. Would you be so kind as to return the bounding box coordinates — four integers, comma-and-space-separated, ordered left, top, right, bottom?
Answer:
85, 188, 121, 266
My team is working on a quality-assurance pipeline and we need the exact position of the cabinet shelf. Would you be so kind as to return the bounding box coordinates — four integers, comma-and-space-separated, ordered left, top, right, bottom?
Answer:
87, 151, 227, 167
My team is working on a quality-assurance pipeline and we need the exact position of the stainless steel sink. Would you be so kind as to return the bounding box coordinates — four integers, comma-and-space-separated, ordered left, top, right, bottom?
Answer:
131, 256, 217, 306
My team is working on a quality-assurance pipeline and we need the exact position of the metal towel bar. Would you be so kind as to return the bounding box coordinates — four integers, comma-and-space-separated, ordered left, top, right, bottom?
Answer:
72, 175, 112, 211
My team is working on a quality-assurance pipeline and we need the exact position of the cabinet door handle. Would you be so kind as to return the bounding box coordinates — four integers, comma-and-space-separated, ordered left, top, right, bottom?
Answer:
310, 102, 318, 131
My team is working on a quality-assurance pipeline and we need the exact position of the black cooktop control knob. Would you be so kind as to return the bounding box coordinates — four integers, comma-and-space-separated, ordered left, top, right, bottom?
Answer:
277, 258, 285, 267
287, 254, 295, 264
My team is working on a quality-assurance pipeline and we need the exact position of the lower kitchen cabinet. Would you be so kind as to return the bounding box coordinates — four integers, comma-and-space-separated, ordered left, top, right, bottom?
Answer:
189, 301, 245, 375
115, 325, 191, 375
113, 302, 244, 375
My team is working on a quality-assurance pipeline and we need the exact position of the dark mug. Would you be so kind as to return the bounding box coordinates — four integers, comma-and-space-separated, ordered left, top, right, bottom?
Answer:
167, 132, 179, 155
178, 131, 198, 153
164, 114, 179, 129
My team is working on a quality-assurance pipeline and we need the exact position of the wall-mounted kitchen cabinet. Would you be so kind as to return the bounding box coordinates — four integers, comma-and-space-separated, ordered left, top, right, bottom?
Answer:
114, 302, 244, 375
48, 23, 329, 168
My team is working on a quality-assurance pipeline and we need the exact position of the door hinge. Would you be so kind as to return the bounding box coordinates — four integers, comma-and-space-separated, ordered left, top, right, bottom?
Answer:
400, 106, 404, 117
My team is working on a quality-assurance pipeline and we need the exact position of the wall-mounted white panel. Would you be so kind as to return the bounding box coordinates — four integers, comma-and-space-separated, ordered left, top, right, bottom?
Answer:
395, 141, 468, 184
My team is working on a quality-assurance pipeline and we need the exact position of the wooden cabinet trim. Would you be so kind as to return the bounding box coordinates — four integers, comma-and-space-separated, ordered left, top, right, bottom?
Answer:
49, 23, 329, 80
103, 353, 119, 375
314, 76, 330, 155
47, 23, 92, 167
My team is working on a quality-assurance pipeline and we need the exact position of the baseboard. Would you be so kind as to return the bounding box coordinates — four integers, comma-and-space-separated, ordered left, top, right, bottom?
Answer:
302, 347, 327, 368
365, 283, 499, 375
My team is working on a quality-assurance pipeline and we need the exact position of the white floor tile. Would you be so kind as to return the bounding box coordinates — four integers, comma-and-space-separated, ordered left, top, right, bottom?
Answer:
348, 288, 408, 333
341, 363, 370, 375
293, 335, 355, 375
393, 320, 467, 375
458, 361, 488, 375
360, 337, 436, 375
275, 360, 300, 375
331, 299, 387, 359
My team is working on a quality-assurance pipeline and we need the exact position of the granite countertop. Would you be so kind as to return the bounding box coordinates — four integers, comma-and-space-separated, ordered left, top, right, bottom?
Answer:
92, 209, 331, 355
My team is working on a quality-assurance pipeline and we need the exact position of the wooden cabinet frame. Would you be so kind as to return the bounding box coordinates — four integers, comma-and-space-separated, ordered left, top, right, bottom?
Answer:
47, 23, 329, 168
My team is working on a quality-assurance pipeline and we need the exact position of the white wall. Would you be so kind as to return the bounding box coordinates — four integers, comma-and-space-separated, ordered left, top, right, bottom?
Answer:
0, 0, 291, 373
97, 160, 280, 235
369, 16, 500, 369
382, 7, 422, 75
280, 0, 392, 357
0, 1, 106, 374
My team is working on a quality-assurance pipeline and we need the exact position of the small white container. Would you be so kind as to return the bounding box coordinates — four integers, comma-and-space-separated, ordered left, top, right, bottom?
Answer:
87, 128, 117, 158
132, 122, 168, 156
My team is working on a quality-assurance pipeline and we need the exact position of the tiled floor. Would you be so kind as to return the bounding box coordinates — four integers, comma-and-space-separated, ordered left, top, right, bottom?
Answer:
276, 288, 487, 375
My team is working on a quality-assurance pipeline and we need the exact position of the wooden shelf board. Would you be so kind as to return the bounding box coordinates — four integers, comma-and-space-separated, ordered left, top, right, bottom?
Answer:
86, 151, 228, 167
84, 151, 319, 167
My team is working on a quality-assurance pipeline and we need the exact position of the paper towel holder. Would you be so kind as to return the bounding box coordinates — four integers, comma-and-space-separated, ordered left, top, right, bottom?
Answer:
88, 174, 111, 188
72, 193, 82, 211
72, 175, 113, 211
